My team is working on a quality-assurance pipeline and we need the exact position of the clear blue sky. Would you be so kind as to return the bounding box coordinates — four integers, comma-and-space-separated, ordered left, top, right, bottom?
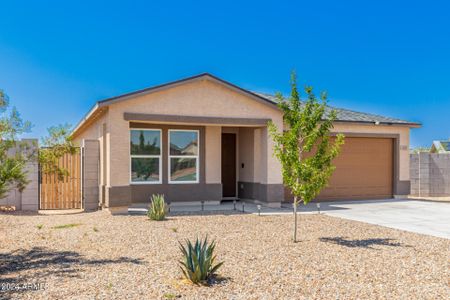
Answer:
1, 0, 449, 148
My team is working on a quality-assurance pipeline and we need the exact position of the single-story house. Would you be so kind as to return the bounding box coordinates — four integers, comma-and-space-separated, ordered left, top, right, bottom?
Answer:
430, 140, 450, 153
71, 73, 420, 209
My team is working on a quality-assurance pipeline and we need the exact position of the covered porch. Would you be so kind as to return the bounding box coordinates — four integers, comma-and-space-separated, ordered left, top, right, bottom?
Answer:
116, 113, 284, 208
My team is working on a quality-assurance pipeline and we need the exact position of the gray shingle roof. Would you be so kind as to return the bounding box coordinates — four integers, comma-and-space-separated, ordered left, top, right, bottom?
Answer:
254, 92, 418, 126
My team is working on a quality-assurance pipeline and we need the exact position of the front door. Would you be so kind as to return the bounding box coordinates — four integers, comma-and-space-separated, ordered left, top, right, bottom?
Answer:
221, 133, 236, 198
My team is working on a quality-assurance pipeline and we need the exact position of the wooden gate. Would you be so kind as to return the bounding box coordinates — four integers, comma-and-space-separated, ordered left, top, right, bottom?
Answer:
39, 150, 82, 209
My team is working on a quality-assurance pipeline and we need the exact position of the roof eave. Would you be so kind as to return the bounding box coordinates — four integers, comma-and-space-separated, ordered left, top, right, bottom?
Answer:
70, 102, 106, 138
333, 120, 422, 127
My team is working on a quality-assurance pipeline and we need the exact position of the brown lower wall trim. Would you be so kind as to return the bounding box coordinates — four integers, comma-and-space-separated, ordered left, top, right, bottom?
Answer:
106, 186, 131, 207
238, 181, 259, 200
238, 181, 284, 203
107, 183, 285, 207
131, 183, 222, 203
105, 184, 222, 207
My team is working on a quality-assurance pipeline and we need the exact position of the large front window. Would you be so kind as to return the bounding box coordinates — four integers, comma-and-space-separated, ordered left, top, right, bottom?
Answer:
169, 130, 199, 183
130, 129, 162, 183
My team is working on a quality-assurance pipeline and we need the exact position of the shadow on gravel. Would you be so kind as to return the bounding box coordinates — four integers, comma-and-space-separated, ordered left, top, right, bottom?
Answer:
319, 236, 405, 249
0, 247, 144, 278
0, 247, 144, 298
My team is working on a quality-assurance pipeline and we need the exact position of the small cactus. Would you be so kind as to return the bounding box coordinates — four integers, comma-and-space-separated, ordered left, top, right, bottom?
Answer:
179, 237, 223, 284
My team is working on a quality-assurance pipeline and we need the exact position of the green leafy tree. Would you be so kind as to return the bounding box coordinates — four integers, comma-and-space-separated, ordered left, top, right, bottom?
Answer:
39, 124, 78, 179
0, 90, 33, 199
268, 72, 345, 242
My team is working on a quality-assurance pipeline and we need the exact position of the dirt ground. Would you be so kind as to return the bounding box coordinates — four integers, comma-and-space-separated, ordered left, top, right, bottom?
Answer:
1, 210, 449, 299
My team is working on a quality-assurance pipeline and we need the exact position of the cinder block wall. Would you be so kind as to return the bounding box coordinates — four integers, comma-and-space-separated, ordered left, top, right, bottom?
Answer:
410, 153, 450, 196
83, 139, 100, 210
0, 139, 39, 211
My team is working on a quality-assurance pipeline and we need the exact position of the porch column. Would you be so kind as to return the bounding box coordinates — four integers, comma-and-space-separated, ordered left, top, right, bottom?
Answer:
259, 123, 283, 207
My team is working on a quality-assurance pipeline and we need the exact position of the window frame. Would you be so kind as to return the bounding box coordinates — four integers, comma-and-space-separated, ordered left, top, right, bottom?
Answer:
168, 129, 200, 184
129, 128, 163, 184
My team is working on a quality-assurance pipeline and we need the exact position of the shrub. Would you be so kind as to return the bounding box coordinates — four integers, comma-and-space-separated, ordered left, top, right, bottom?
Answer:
179, 237, 223, 284
148, 194, 166, 221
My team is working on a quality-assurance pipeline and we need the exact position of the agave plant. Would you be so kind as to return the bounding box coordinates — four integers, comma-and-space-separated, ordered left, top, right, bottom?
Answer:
148, 194, 166, 221
179, 237, 223, 284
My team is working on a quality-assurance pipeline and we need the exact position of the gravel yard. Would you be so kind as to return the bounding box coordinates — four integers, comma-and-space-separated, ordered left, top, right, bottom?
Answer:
1, 210, 449, 299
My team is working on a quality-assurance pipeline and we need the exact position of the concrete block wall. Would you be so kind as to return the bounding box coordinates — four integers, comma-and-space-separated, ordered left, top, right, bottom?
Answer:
0, 139, 39, 211
410, 153, 450, 196
83, 139, 100, 210
21, 158, 39, 210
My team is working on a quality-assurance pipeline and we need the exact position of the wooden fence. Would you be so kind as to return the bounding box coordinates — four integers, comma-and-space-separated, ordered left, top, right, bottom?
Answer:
39, 150, 82, 209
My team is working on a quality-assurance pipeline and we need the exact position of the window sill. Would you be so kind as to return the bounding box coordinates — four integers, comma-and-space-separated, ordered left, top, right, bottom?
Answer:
130, 182, 162, 185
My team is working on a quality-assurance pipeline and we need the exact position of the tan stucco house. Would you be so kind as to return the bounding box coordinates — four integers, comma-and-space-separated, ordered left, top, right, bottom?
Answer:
71, 73, 420, 209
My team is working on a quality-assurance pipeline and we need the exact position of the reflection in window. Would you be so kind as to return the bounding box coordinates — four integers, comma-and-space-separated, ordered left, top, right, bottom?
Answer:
169, 130, 199, 183
130, 130, 161, 155
131, 157, 160, 182
130, 129, 161, 183
170, 130, 198, 155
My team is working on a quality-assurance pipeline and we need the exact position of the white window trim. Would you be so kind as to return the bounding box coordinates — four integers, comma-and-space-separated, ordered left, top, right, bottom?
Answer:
130, 128, 162, 184
168, 129, 200, 184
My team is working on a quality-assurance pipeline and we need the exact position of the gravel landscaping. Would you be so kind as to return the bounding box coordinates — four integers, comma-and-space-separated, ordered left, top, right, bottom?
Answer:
1, 210, 449, 299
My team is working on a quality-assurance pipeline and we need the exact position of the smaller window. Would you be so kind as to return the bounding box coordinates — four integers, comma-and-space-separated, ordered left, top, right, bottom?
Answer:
168, 130, 199, 183
130, 129, 162, 184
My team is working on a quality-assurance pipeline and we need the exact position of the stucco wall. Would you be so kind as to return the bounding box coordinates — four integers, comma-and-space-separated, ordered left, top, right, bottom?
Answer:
73, 112, 108, 144
73, 112, 109, 195
238, 128, 255, 182
205, 126, 221, 184
107, 79, 284, 187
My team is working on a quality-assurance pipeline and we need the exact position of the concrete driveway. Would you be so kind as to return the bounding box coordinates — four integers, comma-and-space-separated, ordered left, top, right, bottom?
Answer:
305, 199, 450, 239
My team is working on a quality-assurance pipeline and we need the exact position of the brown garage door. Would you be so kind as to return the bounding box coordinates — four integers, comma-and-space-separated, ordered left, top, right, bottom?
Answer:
285, 137, 394, 201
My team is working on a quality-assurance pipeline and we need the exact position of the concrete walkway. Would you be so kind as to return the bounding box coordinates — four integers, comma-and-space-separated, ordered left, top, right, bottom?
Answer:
130, 199, 450, 239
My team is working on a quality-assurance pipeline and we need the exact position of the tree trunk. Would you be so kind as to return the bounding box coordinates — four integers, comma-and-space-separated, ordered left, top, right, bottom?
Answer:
293, 197, 298, 243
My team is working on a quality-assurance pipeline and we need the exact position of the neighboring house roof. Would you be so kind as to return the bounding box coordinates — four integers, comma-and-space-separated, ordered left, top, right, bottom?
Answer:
71, 73, 421, 137
431, 140, 450, 153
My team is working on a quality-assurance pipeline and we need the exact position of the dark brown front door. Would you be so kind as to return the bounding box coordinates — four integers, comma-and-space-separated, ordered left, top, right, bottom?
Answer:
221, 133, 236, 197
